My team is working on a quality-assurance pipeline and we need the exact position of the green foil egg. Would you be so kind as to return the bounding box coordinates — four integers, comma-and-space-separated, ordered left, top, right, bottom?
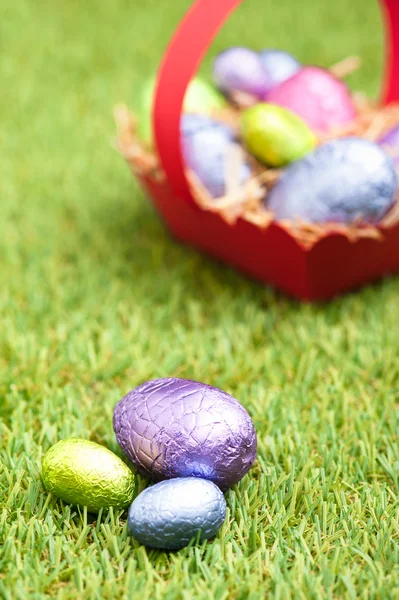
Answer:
137, 76, 227, 143
241, 103, 317, 167
42, 437, 135, 513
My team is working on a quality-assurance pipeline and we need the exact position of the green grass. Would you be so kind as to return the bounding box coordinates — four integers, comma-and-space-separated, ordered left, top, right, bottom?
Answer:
1, 0, 399, 598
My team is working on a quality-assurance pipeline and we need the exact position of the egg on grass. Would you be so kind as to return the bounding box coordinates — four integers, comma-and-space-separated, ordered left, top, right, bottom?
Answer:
113, 378, 257, 491
41, 438, 135, 513
127, 478, 226, 550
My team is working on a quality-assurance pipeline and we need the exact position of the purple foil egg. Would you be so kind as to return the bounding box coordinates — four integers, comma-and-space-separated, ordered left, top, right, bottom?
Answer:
379, 125, 399, 165
213, 47, 271, 98
113, 378, 257, 491
181, 116, 251, 198
259, 49, 301, 93
266, 66, 356, 134
267, 137, 398, 224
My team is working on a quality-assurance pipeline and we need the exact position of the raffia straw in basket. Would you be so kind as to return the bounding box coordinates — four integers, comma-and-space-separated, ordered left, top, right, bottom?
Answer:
114, 57, 399, 249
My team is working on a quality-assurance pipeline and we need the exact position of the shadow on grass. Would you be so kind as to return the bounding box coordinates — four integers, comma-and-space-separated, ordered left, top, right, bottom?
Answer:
91, 184, 290, 302
85, 177, 399, 329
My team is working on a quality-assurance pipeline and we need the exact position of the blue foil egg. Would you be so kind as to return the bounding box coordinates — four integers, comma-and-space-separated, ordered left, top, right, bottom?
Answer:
267, 138, 398, 224
128, 478, 226, 550
182, 116, 251, 198
181, 114, 231, 138
259, 49, 301, 92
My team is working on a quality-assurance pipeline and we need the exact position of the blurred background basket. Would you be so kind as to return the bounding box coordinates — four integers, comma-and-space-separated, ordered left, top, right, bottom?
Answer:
116, 0, 399, 301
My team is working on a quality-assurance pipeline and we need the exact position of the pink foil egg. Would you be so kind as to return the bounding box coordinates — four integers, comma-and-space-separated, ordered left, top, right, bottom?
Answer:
266, 66, 356, 134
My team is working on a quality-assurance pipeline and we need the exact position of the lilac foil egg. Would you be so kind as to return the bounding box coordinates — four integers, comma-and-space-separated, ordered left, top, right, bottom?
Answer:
113, 378, 257, 491
213, 47, 271, 98
181, 116, 251, 198
266, 67, 356, 134
267, 138, 398, 224
379, 125, 399, 165
259, 49, 301, 93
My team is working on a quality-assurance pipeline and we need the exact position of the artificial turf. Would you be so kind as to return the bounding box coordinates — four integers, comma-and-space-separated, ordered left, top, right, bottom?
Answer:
1, 0, 399, 598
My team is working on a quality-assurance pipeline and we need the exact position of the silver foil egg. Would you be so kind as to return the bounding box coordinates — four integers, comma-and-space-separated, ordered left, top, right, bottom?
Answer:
113, 378, 257, 491
128, 478, 226, 549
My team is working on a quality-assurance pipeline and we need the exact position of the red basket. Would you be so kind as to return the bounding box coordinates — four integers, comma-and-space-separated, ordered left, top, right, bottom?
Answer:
119, 0, 399, 301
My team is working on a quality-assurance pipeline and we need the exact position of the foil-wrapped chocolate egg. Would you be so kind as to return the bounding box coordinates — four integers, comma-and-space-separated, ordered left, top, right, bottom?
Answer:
138, 76, 226, 142
213, 47, 271, 99
267, 138, 398, 224
182, 117, 251, 198
42, 438, 135, 513
113, 378, 257, 491
266, 67, 356, 134
181, 113, 232, 138
128, 478, 226, 550
241, 103, 316, 167
379, 125, 399, 165
259, 49, 301, 92
183, 78, 227, 113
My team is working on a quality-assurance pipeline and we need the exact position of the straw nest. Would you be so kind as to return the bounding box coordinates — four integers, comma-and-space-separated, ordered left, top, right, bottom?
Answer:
114, 57, 399, 249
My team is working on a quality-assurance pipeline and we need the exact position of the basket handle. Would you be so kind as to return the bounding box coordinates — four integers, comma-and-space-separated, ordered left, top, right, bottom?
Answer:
153, 0, 399, 203
381, 0, 399, 103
